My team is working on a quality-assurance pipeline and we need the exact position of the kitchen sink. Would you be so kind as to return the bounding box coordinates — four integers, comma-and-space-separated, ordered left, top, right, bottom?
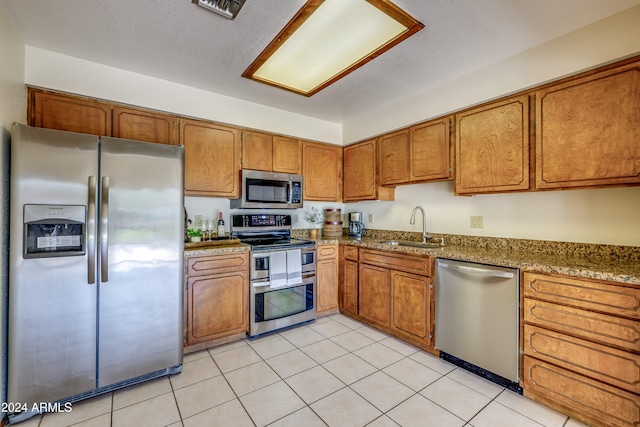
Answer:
379, 240, 445, 248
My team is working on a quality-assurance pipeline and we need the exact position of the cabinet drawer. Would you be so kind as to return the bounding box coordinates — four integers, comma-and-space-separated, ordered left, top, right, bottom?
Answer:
343, 245, 358, 261
523, 298, 640, 352
359, 249, 430, 276
186, 252, 249, 276
523, 355, 640, 427
524, 324, 640, 394
317, 243, 338, 260
523, 272, 640, 319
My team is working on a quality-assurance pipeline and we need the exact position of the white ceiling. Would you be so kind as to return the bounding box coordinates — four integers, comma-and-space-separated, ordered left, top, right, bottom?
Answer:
3, 0, 639, 124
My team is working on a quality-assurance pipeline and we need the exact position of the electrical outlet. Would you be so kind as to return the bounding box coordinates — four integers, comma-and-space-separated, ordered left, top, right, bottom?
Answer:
470, 215, 484, 228
293, 214, 299, 223
368, 214, 374, 224
194, 215, 203, 227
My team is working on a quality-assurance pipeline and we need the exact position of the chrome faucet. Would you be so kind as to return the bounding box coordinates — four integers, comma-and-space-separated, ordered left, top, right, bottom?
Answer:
410, 206, 432, 243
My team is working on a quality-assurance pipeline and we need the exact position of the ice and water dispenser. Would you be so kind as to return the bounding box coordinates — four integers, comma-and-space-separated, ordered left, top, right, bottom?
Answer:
23, 204, 86, 258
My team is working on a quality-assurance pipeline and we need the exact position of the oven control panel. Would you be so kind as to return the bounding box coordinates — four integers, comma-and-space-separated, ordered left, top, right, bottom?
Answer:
232, 214, 292, 229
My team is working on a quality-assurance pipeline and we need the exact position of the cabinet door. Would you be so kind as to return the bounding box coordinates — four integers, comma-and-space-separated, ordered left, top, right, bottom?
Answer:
341, 259, 359, 316
113, 106, 177, 145
358, 264, 390, 327
180, 118, 240, 198
391, 270, 431, 345
242, 131, 273, 171
344, 139, 376, 201
302, 141, 342, 201
30, 90, 112, 136
316, 244, 339, 314
186, 270, 248, 345
455, 94, 530, 194
536, 61, 640, 189
410, 117, 451, 182
379, 130, 410, 186
273, 136, 301, 174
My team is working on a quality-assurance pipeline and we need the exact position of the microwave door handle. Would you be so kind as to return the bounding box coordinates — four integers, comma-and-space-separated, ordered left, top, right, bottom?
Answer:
288, 182, 292, 205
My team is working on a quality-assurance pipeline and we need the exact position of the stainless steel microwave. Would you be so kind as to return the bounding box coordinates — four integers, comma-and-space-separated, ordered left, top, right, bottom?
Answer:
230, 169, 303, 209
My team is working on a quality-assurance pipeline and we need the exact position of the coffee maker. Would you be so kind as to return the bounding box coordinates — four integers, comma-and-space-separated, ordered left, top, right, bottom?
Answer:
348, 212, 366, 238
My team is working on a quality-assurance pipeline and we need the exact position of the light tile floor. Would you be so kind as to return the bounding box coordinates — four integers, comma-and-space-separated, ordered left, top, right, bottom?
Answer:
19, 314, 590, 427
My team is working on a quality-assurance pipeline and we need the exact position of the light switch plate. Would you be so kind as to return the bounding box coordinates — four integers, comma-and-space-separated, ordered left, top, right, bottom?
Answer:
470, 215, 483, 228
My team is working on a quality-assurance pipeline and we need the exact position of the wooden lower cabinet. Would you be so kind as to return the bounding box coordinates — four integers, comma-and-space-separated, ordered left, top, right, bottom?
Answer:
316, 243, 339, 315
340, 245, 435, 353
391, 270, 431, 346
523, 356, 640, 427
184, 252, 249, 349
522, 271, 640, 427
358, 263, 391, 327
340, 246, 359, 317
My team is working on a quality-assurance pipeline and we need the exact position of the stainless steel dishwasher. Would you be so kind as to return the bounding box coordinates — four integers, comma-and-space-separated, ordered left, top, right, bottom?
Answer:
435, 258, 521, 392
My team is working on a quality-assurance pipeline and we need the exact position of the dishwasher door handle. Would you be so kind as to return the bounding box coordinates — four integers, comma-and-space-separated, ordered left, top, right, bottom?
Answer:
439, 262, 514, 279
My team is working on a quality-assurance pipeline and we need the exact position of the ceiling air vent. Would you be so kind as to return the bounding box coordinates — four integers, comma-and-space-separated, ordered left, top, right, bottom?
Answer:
192, 0, 246, 20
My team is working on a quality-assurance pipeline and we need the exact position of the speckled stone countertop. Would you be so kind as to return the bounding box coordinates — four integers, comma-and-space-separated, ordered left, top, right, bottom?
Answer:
184, 243, 251, 257
304, 230, 640, 285
183, 231, 640, 285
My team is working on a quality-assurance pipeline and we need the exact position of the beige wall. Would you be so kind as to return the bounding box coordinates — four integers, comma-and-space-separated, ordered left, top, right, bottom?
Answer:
0, 1, 26, 406
343, 6, 640, 247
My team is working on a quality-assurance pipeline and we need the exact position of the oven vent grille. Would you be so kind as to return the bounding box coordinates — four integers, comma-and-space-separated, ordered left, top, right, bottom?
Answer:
192, 0, 246, 20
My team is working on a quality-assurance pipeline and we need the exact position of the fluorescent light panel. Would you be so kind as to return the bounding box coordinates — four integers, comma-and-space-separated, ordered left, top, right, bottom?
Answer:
243, 0, 424, 96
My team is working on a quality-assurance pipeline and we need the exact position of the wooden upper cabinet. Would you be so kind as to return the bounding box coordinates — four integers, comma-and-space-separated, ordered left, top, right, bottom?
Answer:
378, 118, 452, 186
112, 106, 177, 145
180, 118, 240, 198
242, 131, 301, 174
302, 141, 342, 201
379, 130, 410, 186
344, 139, 394, 202
241, 130, 273, 171
272, 136, 301, 174
536, 60, 640, 190
410, 117, 451, 182
29, 89, 112, 136
455, 94, 530, 195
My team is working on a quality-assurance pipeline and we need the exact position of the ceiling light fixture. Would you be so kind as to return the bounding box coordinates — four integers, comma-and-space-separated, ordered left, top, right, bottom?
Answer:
242, 0, 424, 97
192, 0, 246, 20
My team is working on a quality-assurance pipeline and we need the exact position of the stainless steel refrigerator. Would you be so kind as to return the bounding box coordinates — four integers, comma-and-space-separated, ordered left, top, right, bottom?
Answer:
7, 123, 184, 423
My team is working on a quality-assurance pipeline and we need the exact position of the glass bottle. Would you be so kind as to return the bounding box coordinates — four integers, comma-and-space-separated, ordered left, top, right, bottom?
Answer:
217, 212, 225, 238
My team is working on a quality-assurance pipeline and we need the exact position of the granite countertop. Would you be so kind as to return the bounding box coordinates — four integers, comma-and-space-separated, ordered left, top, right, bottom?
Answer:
183, 233, 640, 285
317, 236, 640, 285
184, 243, 251, 257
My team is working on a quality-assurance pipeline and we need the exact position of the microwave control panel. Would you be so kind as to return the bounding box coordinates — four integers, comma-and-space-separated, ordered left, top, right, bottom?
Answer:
291, 182, 302, 204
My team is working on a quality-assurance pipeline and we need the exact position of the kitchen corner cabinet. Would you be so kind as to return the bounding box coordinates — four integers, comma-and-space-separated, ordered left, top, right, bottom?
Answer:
522, 271, 640, 427
344, 246, 434, 351
340, 245, 359, 317
343, 139, 394, 202
536, 60, 640, 190
184, 252, 249, 348
455, 94, 530, 195
180, 118, 241, 198
316, 243, 339, 315
302, 141, 343, 201
113, 106, 177, 145
378, 118, 452, 186
241, 131, 301, 174
29, 89, 112, 136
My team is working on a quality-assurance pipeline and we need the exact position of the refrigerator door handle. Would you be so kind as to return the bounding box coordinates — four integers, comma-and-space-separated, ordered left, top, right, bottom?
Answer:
87, 176, 97, 284
101, 176, 109, 282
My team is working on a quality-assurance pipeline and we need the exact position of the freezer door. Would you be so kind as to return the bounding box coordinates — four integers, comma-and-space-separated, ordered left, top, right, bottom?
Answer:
97, 137, 184, 387
8, 124, 99, 404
